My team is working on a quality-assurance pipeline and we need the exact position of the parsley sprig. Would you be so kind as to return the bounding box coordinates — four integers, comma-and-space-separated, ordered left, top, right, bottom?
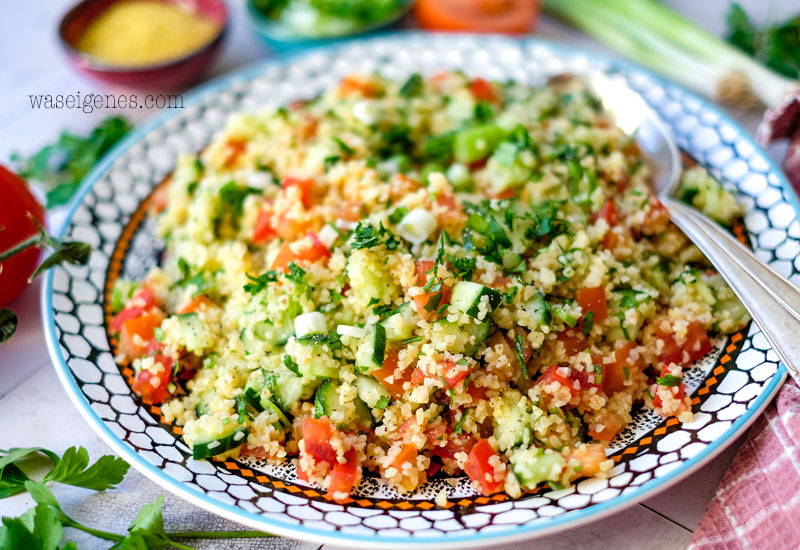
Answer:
0, 446, 273, 549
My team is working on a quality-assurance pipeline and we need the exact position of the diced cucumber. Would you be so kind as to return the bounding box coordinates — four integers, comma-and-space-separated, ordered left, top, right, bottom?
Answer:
453, 124, 506, 164
192, 422, 249, 460
510, 449, 566, 489
314, 379, 374, 430
552, 303, 578, 328
242, 369, 292, 429
355, 375, 391, 408
354, 325, 386, 372
494, 392, 534, 451
111, 279, 138, 313
266, 370, 308, 414
432, 318, 490, 356
381, 303, 416, 341
194, 390, 215, 418
451, 281, 501, 319
177, 312, 206, 353
524, 292, 551, 329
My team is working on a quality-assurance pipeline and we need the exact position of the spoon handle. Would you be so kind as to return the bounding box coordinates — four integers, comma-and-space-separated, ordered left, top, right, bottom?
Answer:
663, 197, 800, 381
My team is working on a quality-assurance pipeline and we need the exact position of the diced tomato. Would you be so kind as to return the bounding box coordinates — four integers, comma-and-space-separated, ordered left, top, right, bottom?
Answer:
430, 433, 475, 461
435, 191, 466, 226
642, 195, 670, 235
178, 295, 212, 315
440, 359, 470, 389
372, 349, 411, 399
410, 367, 426, 387
566, 443, 607, 477
592, 199, 618, 226
224, 138, 247, 167
490, 275, 513, 289
336, 202, 362, 222
271, 233, 331, 272
281, 177, 314, 208
602, 230, 619, 250
657, 321, 711, 366
150, 183, 169, 214
557, 328, 586, 356
119, 311, 164, 360
327, 448, 359, 503
415, 260, 435, 285
426, 461, 443, 477
465, 439, 504, 496
467, 383, 489, 403
111, 305, 145, 333
588, 411, 625, 442
390, 444, 418, 471
252, 208, 275, 243
575, 362, 605, 390
603, 341, 642, 395
413, 285, 452, 320
539, 364, 580, 398
338, 75, 379, 98
301, 417, 337, 465
652, 375, 686, 409
131, 354, 173, 404
576, 286, 608, 321
468, 78, 499, 103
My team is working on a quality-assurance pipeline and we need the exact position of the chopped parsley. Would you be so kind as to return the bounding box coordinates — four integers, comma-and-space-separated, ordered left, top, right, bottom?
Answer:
332, 136, 354, 156
350, 222, 402, 250
284, 354, 302, 377
399, 73, 423, 97
514, 332, 529, 380
286, 262, 306, 285
374, 395, 390, 409
388, 205, 408, 225
243, 270, 278, 295
582, 311, 595, 336
454, 409, 470, 434
218, 181, 260, 217
656, 374, 682, 387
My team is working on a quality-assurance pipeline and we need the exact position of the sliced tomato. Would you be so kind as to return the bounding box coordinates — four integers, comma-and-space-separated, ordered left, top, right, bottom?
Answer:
372, 349, 413, 399
464, 439, 505, 496
328, 448, 358, 503
131, 354, 173, 404
282, 177, 314, 208
592, 199, 618, 226
302, 417, 337, 465
178, 295, 212, 315
576, 286, 608, 321
119, 310, 164, 360
469, 78, 499, 103
415, 0, 539, 34
252, 208, 275, 243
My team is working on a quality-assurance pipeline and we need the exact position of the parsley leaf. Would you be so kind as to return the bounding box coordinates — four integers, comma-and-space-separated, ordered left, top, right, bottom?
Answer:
374, 395, 390, 409
43, 446, 129, 491
656, 374, 682, 387
332, 137, 354, 156
388, 206, 408, 225
446, 254, 477, 281
514, 332, 529, 380
454, 409, 470, 435
399, 73, 424, 97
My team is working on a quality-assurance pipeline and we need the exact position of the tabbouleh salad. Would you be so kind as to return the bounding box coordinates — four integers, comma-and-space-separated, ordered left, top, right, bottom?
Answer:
110, 71, 749, 502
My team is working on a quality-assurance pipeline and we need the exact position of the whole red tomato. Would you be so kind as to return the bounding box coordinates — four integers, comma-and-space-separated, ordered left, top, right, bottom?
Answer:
0, 165, 45, 307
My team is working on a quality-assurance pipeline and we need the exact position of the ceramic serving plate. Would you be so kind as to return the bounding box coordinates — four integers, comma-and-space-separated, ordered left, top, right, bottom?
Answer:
43, 33, 798, 548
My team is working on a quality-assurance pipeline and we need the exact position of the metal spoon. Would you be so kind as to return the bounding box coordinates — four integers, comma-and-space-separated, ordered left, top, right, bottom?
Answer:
586, 72, 800, 382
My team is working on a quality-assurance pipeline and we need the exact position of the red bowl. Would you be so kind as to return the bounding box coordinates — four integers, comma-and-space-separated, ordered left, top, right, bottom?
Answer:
58, 0, 228, 90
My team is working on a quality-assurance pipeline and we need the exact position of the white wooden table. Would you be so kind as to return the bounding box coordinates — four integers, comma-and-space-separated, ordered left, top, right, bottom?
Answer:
0, 0, 794, 548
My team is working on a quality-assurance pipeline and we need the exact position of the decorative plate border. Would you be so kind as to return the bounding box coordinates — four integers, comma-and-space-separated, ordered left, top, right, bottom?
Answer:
43, 33, 795, 548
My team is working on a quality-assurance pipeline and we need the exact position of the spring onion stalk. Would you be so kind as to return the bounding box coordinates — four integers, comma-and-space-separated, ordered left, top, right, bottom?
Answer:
542, 0, 798, 109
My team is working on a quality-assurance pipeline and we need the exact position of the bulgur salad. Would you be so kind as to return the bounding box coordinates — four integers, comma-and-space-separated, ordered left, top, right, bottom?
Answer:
110, 72, 749, 502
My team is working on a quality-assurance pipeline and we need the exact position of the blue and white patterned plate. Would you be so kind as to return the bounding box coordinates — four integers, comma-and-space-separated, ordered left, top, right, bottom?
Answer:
43, 33, 798, 548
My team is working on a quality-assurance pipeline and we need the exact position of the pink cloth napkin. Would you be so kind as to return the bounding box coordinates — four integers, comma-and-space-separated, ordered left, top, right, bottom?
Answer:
689, 380, 800, 550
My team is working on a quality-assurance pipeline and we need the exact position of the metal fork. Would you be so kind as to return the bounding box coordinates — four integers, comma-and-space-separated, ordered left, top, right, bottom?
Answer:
587, 72, 800, 382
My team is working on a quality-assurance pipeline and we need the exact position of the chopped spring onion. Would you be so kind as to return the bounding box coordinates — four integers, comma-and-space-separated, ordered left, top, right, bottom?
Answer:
397, 208, 437, 245
542, 0, 798, 109
317, 223, 340, 248
337, 324, 367, 338
336, 218, 358, 231
294, 312, 327, 338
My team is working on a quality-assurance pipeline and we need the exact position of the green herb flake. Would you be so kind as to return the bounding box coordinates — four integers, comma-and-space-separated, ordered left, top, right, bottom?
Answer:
656, 373, 682, 387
